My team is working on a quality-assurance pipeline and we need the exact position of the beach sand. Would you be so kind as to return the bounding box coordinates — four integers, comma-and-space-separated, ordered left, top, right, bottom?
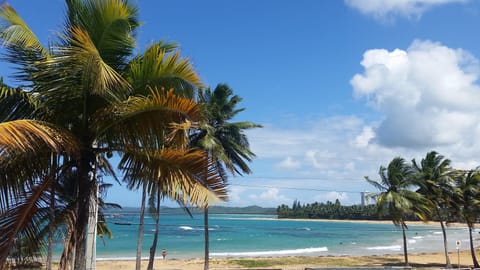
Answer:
95, 250, 478, 269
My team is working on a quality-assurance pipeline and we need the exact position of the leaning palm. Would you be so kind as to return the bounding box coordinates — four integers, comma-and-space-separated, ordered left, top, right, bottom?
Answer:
411, 151, 454, 268
0, 1, 225, 269
366, 157, 430, 266
191, 84, 261, 270
452, 169, 480, 268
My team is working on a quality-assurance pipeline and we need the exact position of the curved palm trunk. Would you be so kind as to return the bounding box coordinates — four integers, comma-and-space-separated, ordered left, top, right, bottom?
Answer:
401, 223, 409, 266
135, 185, 147, 270
147, 190, 161, 270
439, 220, 451, 268
204, 206, 209, 270
469, 225, 479, 268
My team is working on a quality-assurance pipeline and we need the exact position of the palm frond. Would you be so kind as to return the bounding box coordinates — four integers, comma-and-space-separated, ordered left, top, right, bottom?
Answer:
127, 44, 203, 98
0, 3, 48, 56
65, 0, 139, 70
0, 120, 78, 154
95, 87, 200, 149
0, 83, 38, 121
120, 148, 227, 207
55, 26, 131, 101
0, 177, 53, 264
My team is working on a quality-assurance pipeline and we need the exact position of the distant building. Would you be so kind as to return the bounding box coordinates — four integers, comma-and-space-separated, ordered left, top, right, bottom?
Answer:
360, 191, 370, 206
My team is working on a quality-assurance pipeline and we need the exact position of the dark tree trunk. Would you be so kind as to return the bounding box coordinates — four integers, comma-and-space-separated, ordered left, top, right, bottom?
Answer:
147, 190, 161, 270
135, 185, 147, 270
469, 225, 479, 268
47, 183, 55, 270
440, 220, 451, 268
204, 206, 209, 270
74, 147, 95, 270
401, 223, 409, 266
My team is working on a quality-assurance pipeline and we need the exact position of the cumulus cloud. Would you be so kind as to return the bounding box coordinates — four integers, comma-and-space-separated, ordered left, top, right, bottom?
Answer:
275, 156, 301, 170
248, 188, 292, 206
351, 40, 480, 148
345, 0, 467, 20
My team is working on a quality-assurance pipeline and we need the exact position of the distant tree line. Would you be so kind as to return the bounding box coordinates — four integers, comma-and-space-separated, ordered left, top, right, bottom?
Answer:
276, 199, 418, 220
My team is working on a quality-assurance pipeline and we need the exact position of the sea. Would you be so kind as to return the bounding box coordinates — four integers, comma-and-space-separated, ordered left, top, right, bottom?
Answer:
55, 213, 475, 260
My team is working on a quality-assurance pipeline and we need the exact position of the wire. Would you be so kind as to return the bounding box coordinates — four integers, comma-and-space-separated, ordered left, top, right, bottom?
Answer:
229, 183, 366, 193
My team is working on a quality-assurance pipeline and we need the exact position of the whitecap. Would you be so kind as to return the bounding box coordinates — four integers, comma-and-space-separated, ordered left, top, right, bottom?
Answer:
179, 226, 194, 231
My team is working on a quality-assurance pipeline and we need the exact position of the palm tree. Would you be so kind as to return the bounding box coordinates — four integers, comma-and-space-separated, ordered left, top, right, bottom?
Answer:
411, 151, 454, 268
366, 157, 430, 266
0, 1, 225, 269
452, 169, 480, 268
123, 40, 198, 270
191, 84, 261, 270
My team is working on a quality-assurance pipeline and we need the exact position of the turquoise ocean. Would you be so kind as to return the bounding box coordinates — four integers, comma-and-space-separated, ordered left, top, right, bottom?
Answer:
57, 213, 474, 259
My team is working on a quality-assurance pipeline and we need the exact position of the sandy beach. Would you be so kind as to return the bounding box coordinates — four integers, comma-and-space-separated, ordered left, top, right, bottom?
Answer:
93, 250, 479, 269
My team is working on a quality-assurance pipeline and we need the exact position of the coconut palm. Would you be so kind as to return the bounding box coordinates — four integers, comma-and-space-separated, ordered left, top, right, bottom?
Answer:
191, 84, 261, 270
0, 1, 225, 269
452, 169, 480, 268
366, 157, 430, 266
411, 151, 454, 268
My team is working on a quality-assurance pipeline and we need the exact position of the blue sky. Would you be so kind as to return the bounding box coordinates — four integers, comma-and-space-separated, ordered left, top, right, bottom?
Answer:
3, 0, 480, 207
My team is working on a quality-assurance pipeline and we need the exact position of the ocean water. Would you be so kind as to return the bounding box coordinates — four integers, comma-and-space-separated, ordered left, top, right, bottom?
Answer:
56, 214, 474, 259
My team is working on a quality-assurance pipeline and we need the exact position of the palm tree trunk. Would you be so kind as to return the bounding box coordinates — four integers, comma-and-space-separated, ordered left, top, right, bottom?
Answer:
74, 149, 96, 270
204, 206, 209, 270
147, 190, 161, 270
469, 225, 479, 268
46, 184, 55, 270
439, 220, 451, 268
135, 184, 147, 270
401, 223, 409, 266
85, 183, 98, 270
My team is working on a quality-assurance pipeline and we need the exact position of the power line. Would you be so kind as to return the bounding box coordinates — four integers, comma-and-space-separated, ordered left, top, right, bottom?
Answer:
237, 175, 366, 182
229, 183, 367, 194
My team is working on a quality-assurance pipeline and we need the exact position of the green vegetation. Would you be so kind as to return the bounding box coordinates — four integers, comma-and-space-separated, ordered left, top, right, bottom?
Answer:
277, 200, 382, 220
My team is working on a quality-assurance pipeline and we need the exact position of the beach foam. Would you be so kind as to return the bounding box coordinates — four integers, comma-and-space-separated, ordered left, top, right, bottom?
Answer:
366, 245, 401, 251
211, 247, 328, 257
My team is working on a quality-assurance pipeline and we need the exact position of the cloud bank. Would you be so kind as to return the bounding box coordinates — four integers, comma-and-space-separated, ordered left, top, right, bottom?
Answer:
351, 40, 480, 149
345, 0, 467, 20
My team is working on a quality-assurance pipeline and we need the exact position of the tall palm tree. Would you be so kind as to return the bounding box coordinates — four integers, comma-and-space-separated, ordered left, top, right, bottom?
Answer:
0, 1, 225, 269
411, 151, 454, 268
366, 157, 430, 266
191, 84, 261, 270
452, 169, 480, 268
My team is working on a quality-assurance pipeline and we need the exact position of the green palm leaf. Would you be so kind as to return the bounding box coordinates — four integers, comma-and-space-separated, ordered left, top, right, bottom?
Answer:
127, 43, 203, 98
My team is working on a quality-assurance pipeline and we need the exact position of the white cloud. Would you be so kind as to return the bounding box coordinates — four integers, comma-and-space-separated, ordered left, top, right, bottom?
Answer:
275, 156, 301, 170
248, 188, 291, 206
354, 126, 376, 147
345, 0, 467, 21
351, 40, 480, 148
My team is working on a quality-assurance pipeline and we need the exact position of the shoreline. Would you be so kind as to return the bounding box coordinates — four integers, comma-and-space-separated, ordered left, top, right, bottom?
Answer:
92, 250, 480, 269
273, 217, 471, 228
